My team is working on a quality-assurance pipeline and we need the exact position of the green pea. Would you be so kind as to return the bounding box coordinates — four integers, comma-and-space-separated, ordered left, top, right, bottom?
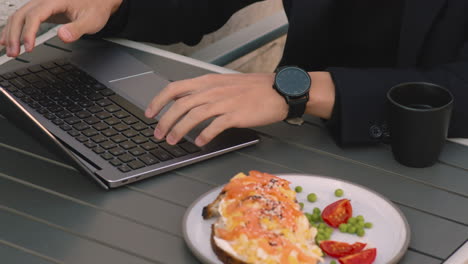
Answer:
305, 212, 313, 221
347, 226, 357, 234
331, 261, 337, 264
348, 217, 357, 225
319, 223, 327, 229
295, 186, 303, 193
313, 207, 321, 214
307, 193, 318, 202
299, 202, 304, 210
339, 223, 348, 232
356, 215, 365, 222
316, 234, 325, 242
357, 219, 365, 226
357, 228, 365, 237
311, 214, 320, 222
364, 222, 373, 229
334, 189, 344, 197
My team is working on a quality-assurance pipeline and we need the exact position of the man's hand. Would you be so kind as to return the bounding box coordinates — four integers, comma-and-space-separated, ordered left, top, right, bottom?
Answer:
0, 0, 123, 57
145, 73, 289, 147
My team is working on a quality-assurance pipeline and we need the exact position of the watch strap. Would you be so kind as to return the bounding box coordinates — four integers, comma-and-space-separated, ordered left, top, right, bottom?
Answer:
286, 96, 308, 119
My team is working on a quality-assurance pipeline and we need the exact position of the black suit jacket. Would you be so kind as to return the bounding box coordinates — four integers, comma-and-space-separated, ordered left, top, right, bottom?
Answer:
101, 0, 468, 146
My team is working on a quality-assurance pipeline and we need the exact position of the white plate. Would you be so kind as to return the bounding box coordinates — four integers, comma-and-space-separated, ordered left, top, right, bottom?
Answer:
182, 173, 410, 264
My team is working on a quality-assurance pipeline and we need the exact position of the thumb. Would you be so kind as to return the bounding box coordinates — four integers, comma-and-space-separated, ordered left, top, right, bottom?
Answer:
58, 17, 95, 43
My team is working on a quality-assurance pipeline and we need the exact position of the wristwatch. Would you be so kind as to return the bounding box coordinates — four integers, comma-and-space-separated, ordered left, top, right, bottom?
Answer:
273, 66, 311, 125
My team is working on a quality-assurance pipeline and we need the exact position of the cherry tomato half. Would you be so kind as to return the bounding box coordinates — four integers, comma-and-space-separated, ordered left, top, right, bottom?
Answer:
320, 240, 366, 258
339, 248, 377, 264
321, 199, 353, 227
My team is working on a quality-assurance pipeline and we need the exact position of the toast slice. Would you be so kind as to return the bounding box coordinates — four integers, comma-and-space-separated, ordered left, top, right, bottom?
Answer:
203, 171, 323, 264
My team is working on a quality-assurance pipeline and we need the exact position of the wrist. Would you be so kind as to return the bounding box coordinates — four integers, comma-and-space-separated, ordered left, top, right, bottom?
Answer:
306, 72, 336, 119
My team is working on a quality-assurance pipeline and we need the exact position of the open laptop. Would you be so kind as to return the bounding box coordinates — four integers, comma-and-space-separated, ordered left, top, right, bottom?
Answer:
0, 47, 259, 189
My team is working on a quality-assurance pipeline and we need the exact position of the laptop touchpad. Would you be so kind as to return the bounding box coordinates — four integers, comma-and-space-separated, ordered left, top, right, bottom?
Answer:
107, 72, 171, 116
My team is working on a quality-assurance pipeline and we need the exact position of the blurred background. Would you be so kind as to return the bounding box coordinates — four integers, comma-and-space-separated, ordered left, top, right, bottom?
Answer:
0, 0, 286, 73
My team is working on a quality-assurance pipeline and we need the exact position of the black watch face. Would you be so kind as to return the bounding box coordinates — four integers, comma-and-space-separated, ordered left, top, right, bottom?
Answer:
275, 67, 311, 97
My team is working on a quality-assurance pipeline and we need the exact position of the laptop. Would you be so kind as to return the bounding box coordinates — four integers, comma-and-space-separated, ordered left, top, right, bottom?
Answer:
0, 47, 259, 189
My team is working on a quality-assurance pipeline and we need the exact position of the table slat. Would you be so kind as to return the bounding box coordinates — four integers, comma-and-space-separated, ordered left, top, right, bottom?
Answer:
0, 242, 57, 264
0, 146, 185, 237
0, 209, 155, 264
0, 176, 199, 264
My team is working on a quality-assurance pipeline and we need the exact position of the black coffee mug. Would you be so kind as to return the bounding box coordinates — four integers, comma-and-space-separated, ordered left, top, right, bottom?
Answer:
387, 82, 454, 168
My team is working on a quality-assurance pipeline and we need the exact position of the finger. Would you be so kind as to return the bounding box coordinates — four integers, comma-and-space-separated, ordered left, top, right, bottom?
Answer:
165, 103, 225, 145
21, 16, 42, 52
6, 12, 26, 57
194, 114, 238, 147
58, 12, 107, 43
154, 92, 209, 139
0, 28, 6, 46
145, 74, 239, 118
145, 81, 199, 119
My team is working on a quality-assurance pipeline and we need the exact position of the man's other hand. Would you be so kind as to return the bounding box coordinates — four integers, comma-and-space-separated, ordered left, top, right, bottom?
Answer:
0, 0, 123, 57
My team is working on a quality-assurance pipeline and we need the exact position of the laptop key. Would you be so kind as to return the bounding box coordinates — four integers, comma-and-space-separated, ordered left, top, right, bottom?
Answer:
123, 116, 138, 125
88, 92, 104, 101
82, 128, 99, 137
118, 153, 135, 163
84, 116, 100, 125
141, 128, 154, 137
76, 135, 88, 143
179, 141, 201, 153
105, 104, 120, 113
114, 110, 130, 119
104, 117, 121, 126
59, 124, 72, 131
102, 128, 118, 137
111, 134, 127, 143
52, 119, 64, 126
96, 111, 112, 120
117, 164, 131, 173
67, 105, 82, 113
139, 153, 159, 165
109, 147, 126, 156
37, 108, 49, 115
127, 159, 145, 170
132, 122, 147, 131
28, 65, 43, 73
84, 141, 97, 149
160, 142, 187, 157
141, 141, 157, 151
13, 91, 25, 98
129, 147, 145, 156
91, 134, 107, 143
92, 146, 105, 154
93, 122, 109, 131
100, 152, 114, 160
87, 105, 103, 113
76, 110, 91, 119
123, 129, 139, 138
44, 113, 56, 120
132, 136, 148, 144
113, 123, 129, 132
100, 88, 115, 96
120, 140, 137, 150
78, 100, 94, 108
56, 110, 72, 119
15, 69, 30, 76
110, 159, 122, 167
150, 148, 172, 161
67, 130, 80, 137
109, 94, 158, 125
97, 99, 112, 107
73, 122, 90, 131
100, 140, 117, 150
1, 72, 17, 79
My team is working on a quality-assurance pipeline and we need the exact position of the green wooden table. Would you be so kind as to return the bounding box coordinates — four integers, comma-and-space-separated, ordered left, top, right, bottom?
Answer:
1, 30, 467, 264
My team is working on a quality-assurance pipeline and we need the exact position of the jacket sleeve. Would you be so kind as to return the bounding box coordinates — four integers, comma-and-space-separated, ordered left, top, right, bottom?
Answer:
325, 39, 468, 146
94, 0, 263, 45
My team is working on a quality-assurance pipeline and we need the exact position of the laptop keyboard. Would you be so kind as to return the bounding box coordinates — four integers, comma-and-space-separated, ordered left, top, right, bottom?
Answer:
0, 59, 201, 172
